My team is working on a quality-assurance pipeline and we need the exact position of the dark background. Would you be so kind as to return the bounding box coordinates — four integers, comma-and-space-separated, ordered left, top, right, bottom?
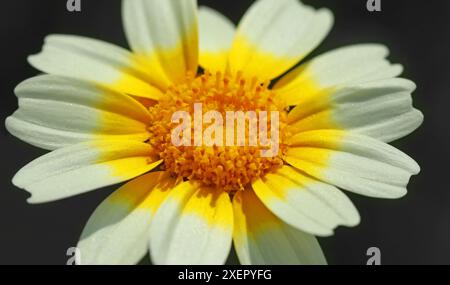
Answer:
0, 0, 448, 265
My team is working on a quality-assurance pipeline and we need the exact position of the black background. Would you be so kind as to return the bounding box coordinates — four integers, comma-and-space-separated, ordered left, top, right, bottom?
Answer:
0, 0, 448, 265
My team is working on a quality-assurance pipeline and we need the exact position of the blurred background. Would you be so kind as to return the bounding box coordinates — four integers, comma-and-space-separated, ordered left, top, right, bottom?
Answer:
0, 0, 448, 265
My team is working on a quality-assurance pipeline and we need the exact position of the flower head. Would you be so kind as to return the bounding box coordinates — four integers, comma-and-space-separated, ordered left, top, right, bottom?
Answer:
6, 0, 423, 265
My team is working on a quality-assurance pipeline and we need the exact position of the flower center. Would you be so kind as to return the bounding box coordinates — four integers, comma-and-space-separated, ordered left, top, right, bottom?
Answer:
147, 71, 289, 192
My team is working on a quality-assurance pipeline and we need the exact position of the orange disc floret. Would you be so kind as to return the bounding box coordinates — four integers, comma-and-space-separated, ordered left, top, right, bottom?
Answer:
147, 71, 290, 192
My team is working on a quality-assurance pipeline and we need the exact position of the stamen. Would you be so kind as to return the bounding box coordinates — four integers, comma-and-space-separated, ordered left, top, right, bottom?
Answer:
147, 71, 290, 192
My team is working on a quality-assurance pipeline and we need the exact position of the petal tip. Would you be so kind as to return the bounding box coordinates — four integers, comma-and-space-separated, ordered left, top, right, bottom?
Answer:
410, 160, 421, 176
11, 171, 25, 190
27, 54, 40, 69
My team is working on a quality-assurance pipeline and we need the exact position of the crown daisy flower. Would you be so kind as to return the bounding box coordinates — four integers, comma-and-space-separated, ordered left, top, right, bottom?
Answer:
6, 0, 423, 265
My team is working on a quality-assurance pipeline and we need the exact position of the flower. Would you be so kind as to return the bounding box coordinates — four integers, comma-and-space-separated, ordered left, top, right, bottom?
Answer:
6, 0, 423, 265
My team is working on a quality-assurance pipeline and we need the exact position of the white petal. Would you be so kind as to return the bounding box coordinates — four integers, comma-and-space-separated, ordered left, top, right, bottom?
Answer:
149, 182, 233, 265
28, 35, 162, 99
229, 0, 333, 80
122, 0, 198, 84
252, 166, 359, 236
286, 78, 423, 142
275, 44, 403, 105
285, 130, 420, 199
233, 189, 327, 265
77, 172, 176, 265
13, 140, 162, 203
6, 75, 151, 150
199, 6, 235, 72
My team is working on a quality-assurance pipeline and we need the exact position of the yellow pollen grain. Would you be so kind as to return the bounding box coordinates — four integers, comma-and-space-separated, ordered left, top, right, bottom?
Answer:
147, 71, 290, 192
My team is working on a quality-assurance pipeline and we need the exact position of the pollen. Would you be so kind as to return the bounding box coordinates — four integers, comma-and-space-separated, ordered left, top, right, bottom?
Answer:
147, 71, 290, 192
